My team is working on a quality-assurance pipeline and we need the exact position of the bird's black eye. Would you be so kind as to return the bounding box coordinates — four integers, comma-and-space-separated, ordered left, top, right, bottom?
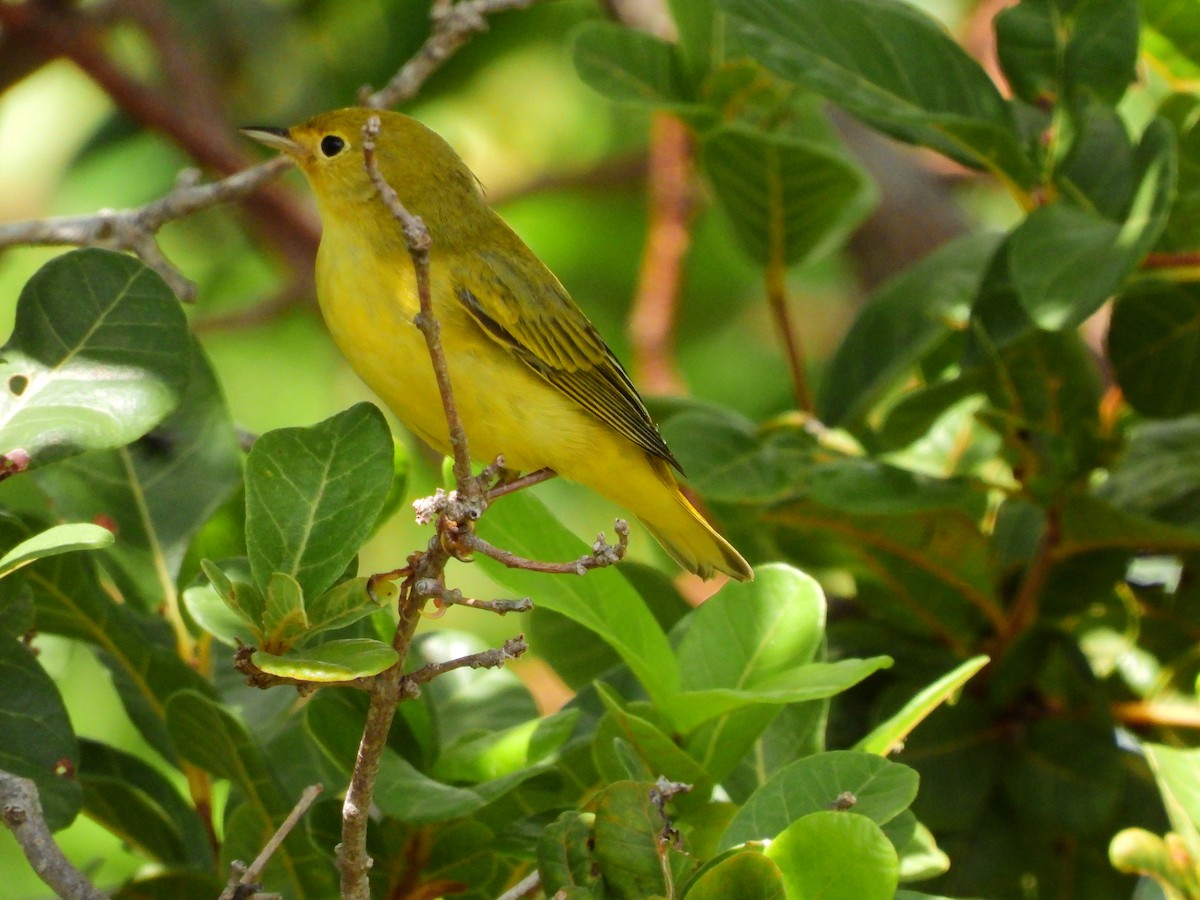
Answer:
320, 135, 346, 157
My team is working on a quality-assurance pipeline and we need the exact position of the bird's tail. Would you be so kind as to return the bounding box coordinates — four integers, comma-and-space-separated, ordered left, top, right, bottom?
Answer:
640, 464, 753, 582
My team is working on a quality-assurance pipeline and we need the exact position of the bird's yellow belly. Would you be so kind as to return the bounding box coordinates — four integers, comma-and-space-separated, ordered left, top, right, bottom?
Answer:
316, 247, 607, 477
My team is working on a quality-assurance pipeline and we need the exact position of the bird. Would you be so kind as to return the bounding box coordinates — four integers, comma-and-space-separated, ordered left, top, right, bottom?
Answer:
242, 108, 752, 581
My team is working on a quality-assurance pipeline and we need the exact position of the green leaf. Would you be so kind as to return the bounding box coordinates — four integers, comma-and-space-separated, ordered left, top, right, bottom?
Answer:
435, 709, 579, 784
666, 657, 891, 734
538, 810, 600, 893
668, 0, 720, 79
165, 690, 333, 896
245, 402, 394, 598
527, 562, 690, 690
767, 481, 1001, 646
181, 578, 256, 647
1008, 119, 1176, 329
251, 638, 398, 682
819, 233, 1001, 431
683, 849, 787, 900
977, 329, 1106, 491
33, 340, 242, 612
700, 123, 876, 266
1110, 280, 1200, 418
1143, 0, 1200, 69
895, 818, 951, 883
995, 0, 1139, 108
572, 21, 693, 107
1143, 743, 1200, 860
0, 634, 80, 831
722, 751, 919, 849
675, 564, 825, 779
302, 575, 394, 643
17, 534, 216, 760
1109, 827, 1192, 894
476, 490, 679, 707
0, 522, 113, 580
660, 413, 817, 505
718, 0, 1033, 183
592, 700, 712, 793
591, 781, 674, 897
1097, 416, 1200, 528
78, 738, 212, 868
764, 811, 899, 900
261, 571, 308, 651
1001, 718, 1122, 831
0, 249, 190, 469
1158, 91, 1200, 251
305, 685, 547, 824
855, 656, 990, 756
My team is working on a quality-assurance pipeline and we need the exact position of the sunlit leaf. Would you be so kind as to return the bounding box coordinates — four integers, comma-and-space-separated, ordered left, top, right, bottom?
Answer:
245, 402, 393, 598
0, 249, 189, 469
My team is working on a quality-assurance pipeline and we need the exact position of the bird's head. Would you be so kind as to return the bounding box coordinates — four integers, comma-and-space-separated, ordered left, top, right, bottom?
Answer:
242, 108, 485, 244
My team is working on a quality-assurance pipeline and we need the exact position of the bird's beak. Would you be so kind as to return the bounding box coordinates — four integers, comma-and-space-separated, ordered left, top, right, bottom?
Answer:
240, 125, 304, 156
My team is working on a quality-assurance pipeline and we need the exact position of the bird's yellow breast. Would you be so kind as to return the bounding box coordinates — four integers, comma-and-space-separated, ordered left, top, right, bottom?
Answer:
314, 222, 612, 477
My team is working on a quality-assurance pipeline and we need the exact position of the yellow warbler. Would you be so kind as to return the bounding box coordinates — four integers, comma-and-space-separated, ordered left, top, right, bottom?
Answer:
243, 109, 752, 581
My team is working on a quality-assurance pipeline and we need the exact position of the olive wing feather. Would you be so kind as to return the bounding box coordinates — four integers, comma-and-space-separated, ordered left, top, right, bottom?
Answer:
450, 249, 680, 472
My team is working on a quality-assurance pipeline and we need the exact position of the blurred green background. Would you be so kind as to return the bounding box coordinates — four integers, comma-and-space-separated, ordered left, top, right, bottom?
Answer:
0, 0, 1008, 893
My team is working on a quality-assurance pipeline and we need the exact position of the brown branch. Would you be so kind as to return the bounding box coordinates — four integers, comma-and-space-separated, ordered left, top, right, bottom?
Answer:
0, 770, 107, 900
1003, 503, 1063, 640
0, 157, 293, 300
403, 635, 528, 687
496, 871, 543, 900
765, 256, 813, 413
360, 0, 546, 109
426, 584, 534, 615
219, 784, 324, 900
457, 519, 629, 575
629, 113, 696, 395
486, 466, 558, 501
1112, 700, 1200, 730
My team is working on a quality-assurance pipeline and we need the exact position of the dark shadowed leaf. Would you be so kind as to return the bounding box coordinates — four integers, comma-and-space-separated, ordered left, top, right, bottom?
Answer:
701, 124, 876, 266
34, 340, 241, 612
78, 738, 212, 868
718, 0, 1033, 182
1109, 280, 1200, 418
572, 21, 693, 108
0, 633, 80, 831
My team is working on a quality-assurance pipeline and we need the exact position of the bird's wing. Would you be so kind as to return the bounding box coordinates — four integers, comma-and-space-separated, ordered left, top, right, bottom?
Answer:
450, 247, 680, 471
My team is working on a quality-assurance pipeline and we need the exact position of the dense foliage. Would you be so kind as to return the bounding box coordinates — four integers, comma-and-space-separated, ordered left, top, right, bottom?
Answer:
2, 0, 1200, 898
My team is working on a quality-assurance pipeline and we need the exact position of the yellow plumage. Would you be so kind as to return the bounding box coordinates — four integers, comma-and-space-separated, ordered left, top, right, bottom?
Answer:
244, 109, 752, 581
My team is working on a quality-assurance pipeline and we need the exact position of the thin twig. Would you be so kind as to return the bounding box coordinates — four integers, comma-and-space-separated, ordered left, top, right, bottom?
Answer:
0, 157, 293, 300
486, 466, 558, 501
360, 0, 545, 109
403, 635, 528, 688
496, 870, 543, 900
458, 519, 629, 575
432, 587, 534, 615
765, 256, 813, 413
219, 784, 324, 900
1003, 503, 1062, 640
0, 770, 107, 900
361, 115, 479, 505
